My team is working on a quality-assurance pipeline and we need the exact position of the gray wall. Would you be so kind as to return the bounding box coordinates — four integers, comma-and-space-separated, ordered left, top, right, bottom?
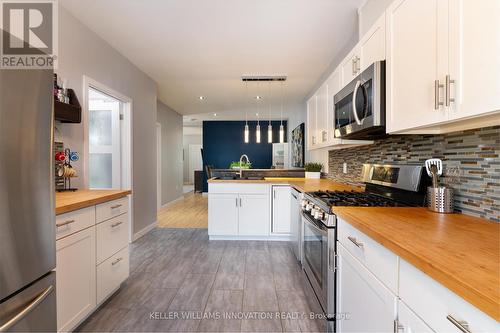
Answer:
55, 6, 158, 235
327, 126, 500, 222
157, 102, 184, 205
183, 134, 203, 183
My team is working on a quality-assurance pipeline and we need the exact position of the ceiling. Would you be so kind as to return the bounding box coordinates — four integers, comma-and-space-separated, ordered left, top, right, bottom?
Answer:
60, 0, 363, 122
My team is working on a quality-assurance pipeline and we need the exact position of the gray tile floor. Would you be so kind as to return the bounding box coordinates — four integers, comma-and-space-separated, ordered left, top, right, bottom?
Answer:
77, 228, 326, 332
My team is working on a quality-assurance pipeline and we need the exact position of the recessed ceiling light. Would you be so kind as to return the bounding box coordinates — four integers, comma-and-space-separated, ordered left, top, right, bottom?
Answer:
256, 113, 259, 116
199, 96, 206, 100
255, 96, 263, 100
213, 113, 217, 117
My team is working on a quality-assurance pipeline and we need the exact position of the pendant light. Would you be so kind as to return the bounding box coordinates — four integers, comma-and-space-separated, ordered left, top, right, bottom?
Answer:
244, 82, 249, 143
279, 81, 285, 143
256, 82, 261, 143
267, 82, 273, 143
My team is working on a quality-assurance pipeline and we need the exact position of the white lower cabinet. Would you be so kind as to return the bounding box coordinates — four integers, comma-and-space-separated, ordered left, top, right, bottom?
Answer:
97, 247, 129, 304
208, 184, 270, 238
56, 196, 131, 332
336, 243, 397, 333
397, 300, 435, 333
239, 194, 269, 236
208, 193, 239, 236
56, 226, 96, 333
271, 186, 291, 234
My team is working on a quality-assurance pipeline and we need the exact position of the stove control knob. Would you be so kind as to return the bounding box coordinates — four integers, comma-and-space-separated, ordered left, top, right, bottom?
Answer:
314, 210, 324, 220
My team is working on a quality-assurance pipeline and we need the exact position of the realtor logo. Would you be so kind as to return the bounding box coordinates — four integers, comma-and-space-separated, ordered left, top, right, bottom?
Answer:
1, 0, 57, 69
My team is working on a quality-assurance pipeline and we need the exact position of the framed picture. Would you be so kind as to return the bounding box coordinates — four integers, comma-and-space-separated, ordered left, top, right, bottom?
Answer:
291, 123, 305, 168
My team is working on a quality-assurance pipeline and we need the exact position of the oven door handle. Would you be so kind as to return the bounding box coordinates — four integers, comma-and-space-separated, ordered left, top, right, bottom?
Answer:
352, 80, 363, 126
302, 212, 328, 236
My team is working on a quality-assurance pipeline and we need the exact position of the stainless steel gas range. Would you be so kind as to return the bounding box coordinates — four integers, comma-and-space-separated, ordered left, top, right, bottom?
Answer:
300, 163, 428, 331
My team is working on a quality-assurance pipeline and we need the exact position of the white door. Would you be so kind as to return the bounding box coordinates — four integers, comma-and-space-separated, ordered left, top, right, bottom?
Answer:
88, 88, 122, 189
208, 193, 239, 236
340, 46, 361, 87
188, 144, 203, 184
316, 83, 328, 144
56, 227, 96, 332
359, 12, 386, 71
272, 186, 291, 234
397, 300, 435, 333
336, 243, 396, 333
307, 96, 317, 149
386, 0, 448, 133
156, 123, 161, 210
239, 194, 270, 236
448, 0, 500, 121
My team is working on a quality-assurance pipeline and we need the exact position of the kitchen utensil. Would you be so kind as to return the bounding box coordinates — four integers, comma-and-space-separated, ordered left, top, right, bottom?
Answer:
425, 159, 443, 177
427, 186, 454, 213
430, 164, 439, 188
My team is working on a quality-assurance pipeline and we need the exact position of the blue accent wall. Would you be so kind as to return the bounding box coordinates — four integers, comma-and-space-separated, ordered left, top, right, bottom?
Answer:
202, 120, 287, 191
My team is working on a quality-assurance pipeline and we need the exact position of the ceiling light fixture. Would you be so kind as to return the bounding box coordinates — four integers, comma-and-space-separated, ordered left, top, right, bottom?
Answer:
279, 81, 285, 144
255, 96, 262, 100
244, 82, 249, 143
213, 113, 217, 117
256, 83, 261, 143
199, 96, 205, 100
267, 81, 273, 143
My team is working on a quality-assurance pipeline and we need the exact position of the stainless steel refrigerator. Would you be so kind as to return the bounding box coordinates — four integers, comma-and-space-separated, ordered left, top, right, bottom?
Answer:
0, 69, 56, 331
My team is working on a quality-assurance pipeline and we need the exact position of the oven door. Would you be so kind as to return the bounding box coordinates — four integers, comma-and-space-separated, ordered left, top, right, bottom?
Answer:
302, 212, 329, 315
334, 61, 385, 139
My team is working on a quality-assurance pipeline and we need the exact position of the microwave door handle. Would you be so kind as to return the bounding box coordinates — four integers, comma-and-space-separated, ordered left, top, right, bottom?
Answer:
352, 80, 363, 125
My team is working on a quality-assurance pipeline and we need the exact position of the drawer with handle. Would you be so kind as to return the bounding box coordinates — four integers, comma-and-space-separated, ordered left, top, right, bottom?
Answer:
55, 206, 95, 240
337, 218, 399, 294
96, 213, 129, 264
400, 259, 500, 333
96, 246, 129, 304
95, 197, 129, 223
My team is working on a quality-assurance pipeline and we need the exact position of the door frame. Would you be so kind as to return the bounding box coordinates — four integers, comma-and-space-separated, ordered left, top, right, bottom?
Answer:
156, 122, 162, 211
82, 75, 134, 241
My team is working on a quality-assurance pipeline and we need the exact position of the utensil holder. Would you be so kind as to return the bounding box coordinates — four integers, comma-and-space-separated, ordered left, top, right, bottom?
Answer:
427, 186, 454, 213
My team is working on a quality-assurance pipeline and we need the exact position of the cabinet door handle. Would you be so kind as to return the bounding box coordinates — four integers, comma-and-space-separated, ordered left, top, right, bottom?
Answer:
347, 236, 364, 248
446, 315, 471, 333
111, 221, 123, 228
111, 257, 123, 266
445, 75, 455, 107
394, 320, 404, 333
239, 198, 242, 207
352, 58, 356, 76
434, 80, 444, 110
110, 204, 123, 209
56, 219, 75, 228
312, 136, 316, 145
355, 56, 361, 73
235, 198, 238, 207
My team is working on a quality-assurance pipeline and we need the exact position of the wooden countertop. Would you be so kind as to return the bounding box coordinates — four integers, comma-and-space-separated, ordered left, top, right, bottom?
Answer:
331, 207, 500, 321
208, 177, 363, 193
56, 190, 132, 215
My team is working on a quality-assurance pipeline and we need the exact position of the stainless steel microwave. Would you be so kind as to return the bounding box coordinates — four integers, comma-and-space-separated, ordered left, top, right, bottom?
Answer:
333, 61, 386, 139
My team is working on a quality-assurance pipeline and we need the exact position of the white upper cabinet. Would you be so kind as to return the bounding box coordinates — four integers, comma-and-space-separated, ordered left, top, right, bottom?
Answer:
340, 45, 361, 87
316, 83, 329, 144
326, 69, 341, 143
447, 0, 500, 122
306, 95, 317, 149
359, 13, 386, 72
386, 0, 448, 133
386, 0, 500, 134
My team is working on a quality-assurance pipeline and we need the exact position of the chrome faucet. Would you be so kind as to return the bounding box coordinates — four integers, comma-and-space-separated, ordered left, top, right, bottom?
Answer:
239, 154, 250, 178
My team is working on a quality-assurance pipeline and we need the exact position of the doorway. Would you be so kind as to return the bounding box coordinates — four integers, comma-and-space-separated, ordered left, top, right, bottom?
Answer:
188, 144, 203, 184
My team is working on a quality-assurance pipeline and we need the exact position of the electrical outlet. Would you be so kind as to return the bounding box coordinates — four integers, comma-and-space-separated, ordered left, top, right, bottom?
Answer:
343, 162, 347, 174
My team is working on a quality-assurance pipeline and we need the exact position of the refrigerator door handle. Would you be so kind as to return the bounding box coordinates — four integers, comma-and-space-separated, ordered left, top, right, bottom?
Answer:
0, 285, 54, 332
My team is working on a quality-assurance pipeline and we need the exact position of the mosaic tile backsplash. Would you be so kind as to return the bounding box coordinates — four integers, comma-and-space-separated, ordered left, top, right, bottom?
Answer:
327, 126, 500, 221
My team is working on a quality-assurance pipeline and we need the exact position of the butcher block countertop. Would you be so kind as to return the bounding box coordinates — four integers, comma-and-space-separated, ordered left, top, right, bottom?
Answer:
331, 206, 500, 321
208, 177, 363, 192
55, 190, 132, 215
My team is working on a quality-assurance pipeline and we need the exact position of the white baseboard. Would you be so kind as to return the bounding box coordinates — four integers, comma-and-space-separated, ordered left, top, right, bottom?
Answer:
132, 221, 157, 242
209, 235, 292, 241
160, 196, 184, 209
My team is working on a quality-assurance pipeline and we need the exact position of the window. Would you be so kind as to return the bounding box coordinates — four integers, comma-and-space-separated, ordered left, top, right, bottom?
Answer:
88, 88, 122, 189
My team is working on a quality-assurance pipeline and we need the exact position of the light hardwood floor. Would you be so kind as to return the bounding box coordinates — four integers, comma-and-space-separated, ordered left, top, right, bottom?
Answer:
157, 192, 208, 228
